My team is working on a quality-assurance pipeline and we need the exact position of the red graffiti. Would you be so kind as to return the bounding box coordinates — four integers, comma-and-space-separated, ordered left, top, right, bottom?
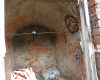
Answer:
5, 14, 28, 34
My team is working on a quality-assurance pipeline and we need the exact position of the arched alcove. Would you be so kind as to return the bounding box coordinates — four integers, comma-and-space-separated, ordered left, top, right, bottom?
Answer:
13, 25, 56, 73
5, 2, 85, 80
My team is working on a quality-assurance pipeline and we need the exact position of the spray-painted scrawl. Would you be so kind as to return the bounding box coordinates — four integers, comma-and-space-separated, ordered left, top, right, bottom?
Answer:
64, 15, 79, 33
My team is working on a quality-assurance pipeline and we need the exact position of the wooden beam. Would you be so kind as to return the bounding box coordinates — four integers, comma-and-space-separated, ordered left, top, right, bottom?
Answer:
5, 0, 77, 2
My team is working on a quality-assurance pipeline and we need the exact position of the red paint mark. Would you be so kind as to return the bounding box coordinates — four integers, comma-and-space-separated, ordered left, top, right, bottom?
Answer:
25, 49, 31, 54
29, 63, 32, 66
29, 62, 35, 64
35, 59, 37, 61
25, 58, 30, 61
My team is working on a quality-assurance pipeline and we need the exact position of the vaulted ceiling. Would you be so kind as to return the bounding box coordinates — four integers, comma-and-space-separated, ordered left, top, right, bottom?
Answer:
5, 0, 77, 2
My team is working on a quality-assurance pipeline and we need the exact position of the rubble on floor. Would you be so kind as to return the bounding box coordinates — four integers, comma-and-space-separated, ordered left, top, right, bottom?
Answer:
11, 68, 36, 80
11, 67, 69, 80
55, 75, 69, 80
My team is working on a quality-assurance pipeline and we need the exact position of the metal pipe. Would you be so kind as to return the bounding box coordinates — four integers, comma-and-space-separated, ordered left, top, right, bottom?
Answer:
5, 32, 57, 36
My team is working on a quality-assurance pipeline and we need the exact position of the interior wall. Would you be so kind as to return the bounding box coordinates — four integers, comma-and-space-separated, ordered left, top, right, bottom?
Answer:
5, 2, 86, 80
55, 32, 84, 80
5, 37, 15, 80
13, 26, 56, 73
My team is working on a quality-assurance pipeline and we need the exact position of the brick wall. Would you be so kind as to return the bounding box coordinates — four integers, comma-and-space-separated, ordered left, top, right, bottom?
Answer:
55, 31, 85, 80
89, 0, 100, 79
5, 2, 86, 80
13, 25, 56, 73
5, 37, 15, 80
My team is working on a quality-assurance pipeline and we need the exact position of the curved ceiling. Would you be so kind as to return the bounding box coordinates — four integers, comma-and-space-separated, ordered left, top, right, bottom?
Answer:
5, 2, 78, 35
5, 0, 77, 2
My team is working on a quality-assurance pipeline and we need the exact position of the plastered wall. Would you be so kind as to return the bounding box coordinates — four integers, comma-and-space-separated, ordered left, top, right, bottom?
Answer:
55, 32, 84, 80
5, 2, 86, 80
5, 37, 14, 80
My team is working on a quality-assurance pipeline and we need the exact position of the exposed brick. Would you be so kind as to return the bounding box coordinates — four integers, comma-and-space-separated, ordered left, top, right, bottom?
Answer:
97, 68, 100, 75
90, 14, 98, 22
84, 73, 87, 79
95, 52, 100, 78
92, 29, 100, 36
89, 0, 100, 7
90, 12, 100, 22
96, 58, 100, 67
90, 6, 100, 76
89, 0, 95, 7
78, 23, 81, 28
93, 37, 100, 44
89, 4, 100, 15
95, 52, 100, 58
96, 66, 100, 79
78, 17, 81, 23
91, 20, 100, 28
89, 5, 96, 15
25, 58, 30, 61
94, 44, 97, 50
96, 4, 100, 12
5, 2, 85, 80
82, 55, 85, 61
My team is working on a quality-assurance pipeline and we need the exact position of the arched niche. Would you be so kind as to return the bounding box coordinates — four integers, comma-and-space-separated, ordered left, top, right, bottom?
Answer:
13, 25, 56, 73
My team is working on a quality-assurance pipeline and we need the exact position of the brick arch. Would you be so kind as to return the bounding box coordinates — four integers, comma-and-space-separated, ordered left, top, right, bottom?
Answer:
5, 14, 29, 34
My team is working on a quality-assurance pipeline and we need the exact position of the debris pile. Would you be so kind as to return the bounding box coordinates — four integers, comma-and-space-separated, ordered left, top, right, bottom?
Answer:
11, 67, 68, 80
